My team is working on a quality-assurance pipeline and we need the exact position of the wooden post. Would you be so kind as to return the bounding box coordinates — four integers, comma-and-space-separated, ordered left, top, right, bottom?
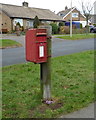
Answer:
39, 25, 52, 101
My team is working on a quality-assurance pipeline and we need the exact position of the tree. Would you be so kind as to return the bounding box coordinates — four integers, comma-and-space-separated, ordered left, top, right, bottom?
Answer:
78, 0, 94, 33
81, 1, 93, 26
59, 22, 64, 26
33, 16, 40, 28
16, 22, 21, 27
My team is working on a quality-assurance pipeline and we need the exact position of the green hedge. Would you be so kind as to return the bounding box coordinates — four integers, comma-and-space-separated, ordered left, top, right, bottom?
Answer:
50, 23, 59, 34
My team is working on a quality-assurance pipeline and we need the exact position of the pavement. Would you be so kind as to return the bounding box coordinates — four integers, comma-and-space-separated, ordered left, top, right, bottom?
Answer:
1, 34, 95, 119
60, 102, 95, 118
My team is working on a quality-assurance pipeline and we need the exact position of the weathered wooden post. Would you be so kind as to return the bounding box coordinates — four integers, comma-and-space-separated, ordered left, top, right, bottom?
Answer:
25, 25, 52, 103
38, 25, 52, 102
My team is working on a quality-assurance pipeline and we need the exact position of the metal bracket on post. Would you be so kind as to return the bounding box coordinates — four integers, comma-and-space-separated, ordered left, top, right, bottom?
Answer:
38, 25, 52, 103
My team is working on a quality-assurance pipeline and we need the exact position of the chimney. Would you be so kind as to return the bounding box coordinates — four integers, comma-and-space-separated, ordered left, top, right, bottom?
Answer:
22, 1, 28, 7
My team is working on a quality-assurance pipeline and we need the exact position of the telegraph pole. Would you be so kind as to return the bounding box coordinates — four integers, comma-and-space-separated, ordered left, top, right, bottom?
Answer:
70, 0, 72, 37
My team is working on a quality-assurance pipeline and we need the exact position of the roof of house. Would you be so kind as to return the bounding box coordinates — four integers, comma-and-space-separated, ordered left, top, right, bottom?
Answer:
57, 7, 86, 19
57, 8, 73, 17
0, 3, 64, 21
57, 7, 75, 18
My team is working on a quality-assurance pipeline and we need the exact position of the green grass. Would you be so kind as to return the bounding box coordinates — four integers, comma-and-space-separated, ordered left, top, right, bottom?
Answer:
0, 39, 22, 48
57, 34, 95, 40
2, 50, 94, 118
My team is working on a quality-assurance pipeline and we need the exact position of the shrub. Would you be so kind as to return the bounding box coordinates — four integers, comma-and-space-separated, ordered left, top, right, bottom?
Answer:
50, 23, 59, 34
59, 26, 70, 34
93, 24, 96, 27
72, 24, 77, 29
21, 26, 24, 31
59, 26, 87, 34
59, 22, 65, 26
33, 16, 40, 28
16, 22, 21, 27
58, 22, 65, 33
80, 23, 83, 29
72, 28, 88, 34
59, 26, 65, 34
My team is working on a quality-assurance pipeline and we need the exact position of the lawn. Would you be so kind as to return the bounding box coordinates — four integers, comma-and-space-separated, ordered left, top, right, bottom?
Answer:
57, 34, 95, 40
2, 50, 94, 118
0, 39, 22, 48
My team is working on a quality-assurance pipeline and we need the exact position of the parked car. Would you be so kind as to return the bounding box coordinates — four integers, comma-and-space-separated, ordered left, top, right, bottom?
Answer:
89, 25, 96, 33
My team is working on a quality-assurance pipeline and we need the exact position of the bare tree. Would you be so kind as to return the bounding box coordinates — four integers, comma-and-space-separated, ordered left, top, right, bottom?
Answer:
81, 0, 93, 26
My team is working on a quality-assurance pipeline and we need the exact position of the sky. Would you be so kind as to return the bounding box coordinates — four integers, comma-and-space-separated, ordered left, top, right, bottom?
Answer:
0, 0, 96, 14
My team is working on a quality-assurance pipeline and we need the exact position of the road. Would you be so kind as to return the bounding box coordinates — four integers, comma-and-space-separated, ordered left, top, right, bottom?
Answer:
1, 37, 94, 67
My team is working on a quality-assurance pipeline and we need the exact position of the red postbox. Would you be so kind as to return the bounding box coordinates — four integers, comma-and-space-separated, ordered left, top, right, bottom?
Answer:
26, 29, 47, 63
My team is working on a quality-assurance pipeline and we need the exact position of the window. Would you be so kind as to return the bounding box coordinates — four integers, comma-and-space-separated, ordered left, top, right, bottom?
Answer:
60, 13, 64, 17
72, 13, 78, 18
26, 20, 33, 28
13, 19, 23, 26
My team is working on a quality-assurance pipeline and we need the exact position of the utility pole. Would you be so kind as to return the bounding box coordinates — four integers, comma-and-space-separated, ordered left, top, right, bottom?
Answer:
70, 0, 72, 37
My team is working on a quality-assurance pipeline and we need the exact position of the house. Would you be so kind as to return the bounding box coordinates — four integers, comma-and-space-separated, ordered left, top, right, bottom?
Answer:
89, 1, 96, 25
89, 15, 96, 24
0, 2, 63, 33
57, 7, 87, 27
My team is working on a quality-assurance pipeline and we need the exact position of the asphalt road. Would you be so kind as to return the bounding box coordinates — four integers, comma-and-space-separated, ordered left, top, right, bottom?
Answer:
1, 37, 94, 67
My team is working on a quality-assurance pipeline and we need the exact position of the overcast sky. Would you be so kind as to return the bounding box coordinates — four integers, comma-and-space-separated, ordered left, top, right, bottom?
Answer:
0, 0, 95, 13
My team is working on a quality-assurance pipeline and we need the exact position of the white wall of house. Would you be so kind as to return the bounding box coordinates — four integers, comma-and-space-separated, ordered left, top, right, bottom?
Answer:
41, 21, 52, 24
79, 21, 87, 27
73, 21, 87, 27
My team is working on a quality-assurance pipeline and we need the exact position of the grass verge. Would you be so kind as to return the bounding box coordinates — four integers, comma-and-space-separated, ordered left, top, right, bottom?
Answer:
2, 50, 94, 118
57, 34, 95, 40
0, 39, 22, 48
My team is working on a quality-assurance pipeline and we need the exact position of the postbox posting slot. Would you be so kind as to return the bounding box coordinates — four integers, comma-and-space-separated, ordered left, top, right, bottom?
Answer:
36, 33, 47, 36
36, 33, 47, 42
35, 41, 47, 43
